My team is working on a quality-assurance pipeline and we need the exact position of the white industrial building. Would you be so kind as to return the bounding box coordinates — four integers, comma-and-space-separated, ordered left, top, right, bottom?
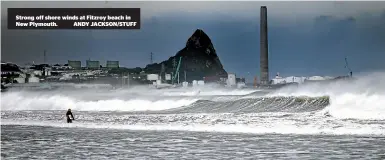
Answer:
182, 81, 188, 87
28, 75, 40, 83
165, 74, 171, 81
307, 76, 334, 81
197, 80, 205, 86
226, 73, 236, 87
270, 73, 335, 85
192, 80, 198, 87
14, 77, 26, 83
237, 82, 246, 88
147, 74, 159, 81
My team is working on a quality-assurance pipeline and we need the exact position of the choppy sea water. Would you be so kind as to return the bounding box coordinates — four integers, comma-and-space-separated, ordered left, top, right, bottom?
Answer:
2, 125, 385, 159
2, 73, 385, 159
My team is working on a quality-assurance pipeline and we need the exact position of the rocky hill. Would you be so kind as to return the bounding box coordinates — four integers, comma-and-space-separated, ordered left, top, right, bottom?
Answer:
144, 29, 228, 82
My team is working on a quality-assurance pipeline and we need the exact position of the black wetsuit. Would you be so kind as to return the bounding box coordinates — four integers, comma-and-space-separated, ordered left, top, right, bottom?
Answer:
66, 111, 74, 123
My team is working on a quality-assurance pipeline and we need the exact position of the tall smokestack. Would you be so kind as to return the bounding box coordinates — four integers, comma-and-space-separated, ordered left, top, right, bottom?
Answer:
260, 6, 269, 85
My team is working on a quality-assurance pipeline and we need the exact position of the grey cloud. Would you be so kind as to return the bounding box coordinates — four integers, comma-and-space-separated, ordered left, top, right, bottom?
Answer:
2, 1, 385, 20
2, 1, 385, 75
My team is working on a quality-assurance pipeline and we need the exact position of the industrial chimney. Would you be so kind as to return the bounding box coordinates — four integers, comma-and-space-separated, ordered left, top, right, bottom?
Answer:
260, 6, 269, 85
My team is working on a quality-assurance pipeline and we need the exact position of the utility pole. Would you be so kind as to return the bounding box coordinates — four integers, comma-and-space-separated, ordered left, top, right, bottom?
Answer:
172, 57, 176, 70
172, 57, 176, 84
161, 63, 165, 83
345, 57, 353, 77
150, 52, 153, 64
43, 50, 47, 64
122, 73, 124, 87
127, 74, 130, 88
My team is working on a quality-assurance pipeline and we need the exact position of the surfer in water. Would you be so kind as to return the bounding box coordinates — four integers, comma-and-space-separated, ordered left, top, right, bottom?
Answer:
66, 109, 75, 123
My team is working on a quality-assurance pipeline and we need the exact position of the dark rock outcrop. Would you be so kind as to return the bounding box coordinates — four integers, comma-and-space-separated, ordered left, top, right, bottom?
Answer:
144, 29, 227, 82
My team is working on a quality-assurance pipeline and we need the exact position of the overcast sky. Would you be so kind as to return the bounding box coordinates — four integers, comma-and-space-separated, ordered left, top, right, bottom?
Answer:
1, 1, 385, 80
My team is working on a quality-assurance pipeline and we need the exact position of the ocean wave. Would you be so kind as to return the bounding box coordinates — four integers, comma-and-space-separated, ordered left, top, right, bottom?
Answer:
267, 72, 385, 120
1, 72, 385, 122
2, 114, 384, 136
158, 96, 329, 114
0, 92, 198, 111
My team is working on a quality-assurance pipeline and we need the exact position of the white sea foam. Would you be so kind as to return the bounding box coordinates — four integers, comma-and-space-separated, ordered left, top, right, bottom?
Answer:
1, 72, 385, 135
0, 92, 198, 111
267, 72, 385, 120
2, 118, 383, 136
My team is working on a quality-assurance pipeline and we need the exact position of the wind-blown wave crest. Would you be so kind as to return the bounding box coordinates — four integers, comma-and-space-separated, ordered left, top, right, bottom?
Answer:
159, 96, 329, 113
268, 72, 385, 120
1, 72, 385, 135
0, 92, 198, 111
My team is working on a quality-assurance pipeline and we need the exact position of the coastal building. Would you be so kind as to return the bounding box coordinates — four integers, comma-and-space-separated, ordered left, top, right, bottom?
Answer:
197, 80, 205, 86
270, 72, 340, 85
28, 75, 40, 83
86, 60, 100, 69
106, 61, 119, 68
1, 62, 22, 76
68, 60, 81, 69
147, 74, 159, 81
1, 62, 23, 84
226, 73, 236, 87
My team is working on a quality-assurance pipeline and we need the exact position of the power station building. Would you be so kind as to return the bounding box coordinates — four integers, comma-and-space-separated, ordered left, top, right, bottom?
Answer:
260, 6, 269, 85
68, 60, 81, 69
106, 61, 119, 68
86, 60, 100, 69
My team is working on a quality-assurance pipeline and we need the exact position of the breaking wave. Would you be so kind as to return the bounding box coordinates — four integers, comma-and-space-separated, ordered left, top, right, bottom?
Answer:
0, 92, 198, 112
0, 90, 329, 113
158, 96, 329, 114
267, 71, 385, 120
1, 72, 385, 135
